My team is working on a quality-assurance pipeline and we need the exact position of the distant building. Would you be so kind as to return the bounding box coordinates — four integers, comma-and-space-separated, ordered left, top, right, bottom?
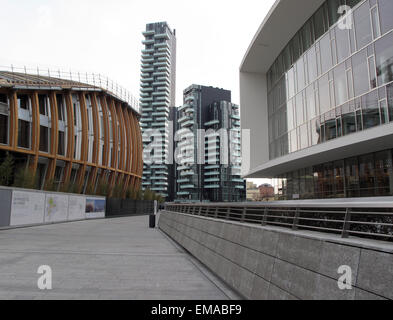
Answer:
175, 85, 246, 202
259, 183, 275, 200
246, 182, 260, 201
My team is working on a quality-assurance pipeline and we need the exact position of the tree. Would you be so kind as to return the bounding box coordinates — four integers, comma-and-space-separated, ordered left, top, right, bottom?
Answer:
0, 153, 14, 186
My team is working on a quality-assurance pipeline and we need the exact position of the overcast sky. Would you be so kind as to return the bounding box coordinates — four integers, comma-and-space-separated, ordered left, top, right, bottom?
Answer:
0, 0, 276, 185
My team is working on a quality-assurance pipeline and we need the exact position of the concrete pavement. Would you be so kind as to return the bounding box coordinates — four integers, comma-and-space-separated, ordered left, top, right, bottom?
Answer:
0, 216, 238, 300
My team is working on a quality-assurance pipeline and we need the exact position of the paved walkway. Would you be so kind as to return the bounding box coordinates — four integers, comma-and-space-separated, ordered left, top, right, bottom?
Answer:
0, 216, 237, 300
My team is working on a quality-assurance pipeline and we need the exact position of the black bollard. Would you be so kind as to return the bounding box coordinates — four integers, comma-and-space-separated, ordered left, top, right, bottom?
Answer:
149, 214, 156, 228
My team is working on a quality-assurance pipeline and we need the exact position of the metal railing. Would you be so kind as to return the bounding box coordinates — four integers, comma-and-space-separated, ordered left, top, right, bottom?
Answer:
165, 198, 393, 242
0, 65, 140, 113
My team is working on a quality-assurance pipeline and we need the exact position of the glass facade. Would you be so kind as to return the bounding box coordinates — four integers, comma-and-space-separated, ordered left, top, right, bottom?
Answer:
267, 0, 393, 160
275, 148, 393, 200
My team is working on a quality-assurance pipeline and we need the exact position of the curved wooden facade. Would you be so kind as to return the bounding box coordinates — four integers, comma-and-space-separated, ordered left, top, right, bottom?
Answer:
0, 71, 143, 195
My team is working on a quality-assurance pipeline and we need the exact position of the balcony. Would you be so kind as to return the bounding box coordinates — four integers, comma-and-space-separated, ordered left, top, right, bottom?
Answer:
205, 165, 220, 170
151, 165, 168, 169
181, 120, 194, 128
232, 178, 244, 183
142, 30, 155, 36
142, 39, 155, 45
178, 116, 192, 124
154, 33, 170, 40
152, 101, 168, 106
152, 187, 167, 192
141, 57, 154, 63
204, 178, 220, 183
177, 178, 189, 184
185, 96, 195, 103
180, 171, 195, 177
141, 78, 154, 83
140, 97, 153, 103
140, 87, 153, 93
154, 42, 169, 48
177, 192, 190, 196
153, 71, 169, 77
204, 185, 220, 189
204, 171, 220, 176
204, 120, 220, 127
180, 185, 195, 190
153, 81, 169, 87
152, 111, 168, 117
230, 114, 241, 120
156, 107, 169, 114
152, 91, 169, 97
141, 48, 154, 54
154, 61, 170, 68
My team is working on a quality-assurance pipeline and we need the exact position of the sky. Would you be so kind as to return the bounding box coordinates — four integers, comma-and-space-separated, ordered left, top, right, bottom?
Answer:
0, 0, 276, 185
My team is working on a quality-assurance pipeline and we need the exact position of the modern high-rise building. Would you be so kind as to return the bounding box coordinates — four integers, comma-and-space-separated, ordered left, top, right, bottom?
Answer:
175, 85, 246, 202
240, 0, 393, 200
140, 22, 177, 199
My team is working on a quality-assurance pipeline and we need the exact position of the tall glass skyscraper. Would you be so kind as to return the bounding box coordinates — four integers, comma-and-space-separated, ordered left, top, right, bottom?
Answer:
140, 22, 177, 199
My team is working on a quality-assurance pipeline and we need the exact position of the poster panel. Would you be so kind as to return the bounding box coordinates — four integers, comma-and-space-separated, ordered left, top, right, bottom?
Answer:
10, 191, 45, 226
44, 194, 69, 223
68, 196, 86, 221
85, 198, 106, 219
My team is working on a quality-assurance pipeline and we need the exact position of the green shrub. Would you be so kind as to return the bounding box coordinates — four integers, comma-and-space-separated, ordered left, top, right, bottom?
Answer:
13, 167, 37, 190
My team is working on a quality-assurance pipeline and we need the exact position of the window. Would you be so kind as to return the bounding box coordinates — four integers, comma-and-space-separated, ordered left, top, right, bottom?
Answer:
334, 63, 348, 105
319, 74, 331, 114
374, 150, 393, 196
388, 84, 393, 122
295, 93, 304, 126
359, 153, 376, 197
378, 0, 393, 35
39, 95, 48, 116
345, 157, 360, 198
17, 95, 29, 110
301, 20, 313, 52
58, 131, 65, 156
362, 90, 380, 129
375, 31, 393, 86
56, 95, 65, 121
314, 5, 328, 40
354, 2, 373, 49
307, 46, 319, 83
352, 49, 369, 97
342, 102, 357, 135
306, 85, 317, 120
320, 33, 333, 74
18, 120, 31, 149
327, 0, 342, 27
335, 26, 350, 63
0, 114, 8, 144
39, 125, 49, 153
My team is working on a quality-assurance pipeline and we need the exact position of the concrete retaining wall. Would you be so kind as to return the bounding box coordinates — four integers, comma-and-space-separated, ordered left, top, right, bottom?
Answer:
159, 210, 393, 300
